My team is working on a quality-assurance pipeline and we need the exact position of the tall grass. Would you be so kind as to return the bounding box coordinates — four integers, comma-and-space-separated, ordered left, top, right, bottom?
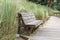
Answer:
0, 0, 59, 40
0, 0, 18, 40
16, 0, 59, 20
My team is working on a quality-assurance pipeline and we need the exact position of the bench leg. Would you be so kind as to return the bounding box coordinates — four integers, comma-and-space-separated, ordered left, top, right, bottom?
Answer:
27, 26, 34, 35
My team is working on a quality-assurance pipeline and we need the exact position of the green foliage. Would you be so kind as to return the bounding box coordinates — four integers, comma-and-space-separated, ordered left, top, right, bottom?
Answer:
28, 0, 60, 11
28, 0, 47, 5
53, 2, 60, 11
16, 0, 57, 20
0, 0, 18, 40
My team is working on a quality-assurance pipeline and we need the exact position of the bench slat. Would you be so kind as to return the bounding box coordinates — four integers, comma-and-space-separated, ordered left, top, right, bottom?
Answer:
20, 12, 43, 26
21, 12, 36, 24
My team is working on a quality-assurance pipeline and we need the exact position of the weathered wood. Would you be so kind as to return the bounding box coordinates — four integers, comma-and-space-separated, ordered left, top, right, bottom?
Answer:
18, 12, 43, 35
29, 16, 60, 40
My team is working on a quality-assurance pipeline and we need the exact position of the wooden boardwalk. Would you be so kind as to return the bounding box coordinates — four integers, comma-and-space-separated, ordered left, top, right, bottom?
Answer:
29, 16, 60, 40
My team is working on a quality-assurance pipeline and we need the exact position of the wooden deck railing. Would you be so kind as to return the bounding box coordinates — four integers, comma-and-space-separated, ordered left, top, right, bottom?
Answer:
53, 12, 60, 17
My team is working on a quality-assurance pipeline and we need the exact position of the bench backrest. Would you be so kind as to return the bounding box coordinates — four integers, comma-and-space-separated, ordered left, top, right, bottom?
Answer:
20, 12, 36, 24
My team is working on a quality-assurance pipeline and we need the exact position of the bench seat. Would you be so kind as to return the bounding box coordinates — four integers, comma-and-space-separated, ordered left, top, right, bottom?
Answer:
25, 20, 43, 27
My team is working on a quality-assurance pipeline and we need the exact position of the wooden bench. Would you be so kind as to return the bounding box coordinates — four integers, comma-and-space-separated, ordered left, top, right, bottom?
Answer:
18, 12, 43, 35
